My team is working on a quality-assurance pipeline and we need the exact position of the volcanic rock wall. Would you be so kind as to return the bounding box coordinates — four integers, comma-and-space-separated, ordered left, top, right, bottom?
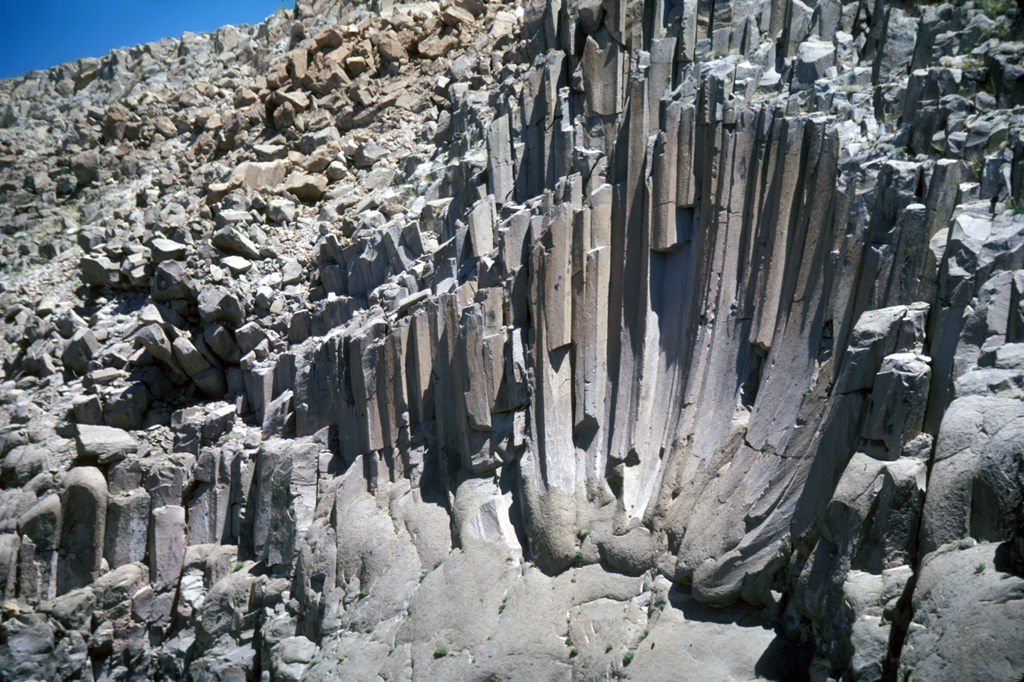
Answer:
0, 0, 1023, 679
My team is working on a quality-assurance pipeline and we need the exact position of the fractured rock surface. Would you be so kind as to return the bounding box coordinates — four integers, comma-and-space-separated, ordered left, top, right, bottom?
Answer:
1, 0, 1024, 679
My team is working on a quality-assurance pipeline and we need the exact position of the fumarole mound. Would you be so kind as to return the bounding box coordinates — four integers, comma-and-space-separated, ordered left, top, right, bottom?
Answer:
0, 0, 1023, 679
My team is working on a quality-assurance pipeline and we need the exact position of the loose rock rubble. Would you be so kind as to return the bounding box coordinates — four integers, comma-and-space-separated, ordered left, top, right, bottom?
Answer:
1, 0, 1023, 679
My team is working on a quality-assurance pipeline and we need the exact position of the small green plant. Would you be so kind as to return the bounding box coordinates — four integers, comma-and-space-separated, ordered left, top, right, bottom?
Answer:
498, 593, 508, 614
356, 590, 367, 599
564, 636, 573, 647
433, 647, 448, 658
569, 647, 579, 658
433, 560, 443, 569
640, 628, 649, 640
231, 561, 244, 573
605, 644, 613, 653
975, 562, 986, 574
656, 602, 665, 612
622, 651, 634, 666
575, 549, 583, 561
577, 528, 590, 540
977, 0, 1016, 20
388, 646, 395, 654
968, 152, 986, 179
365, 626, 374, 633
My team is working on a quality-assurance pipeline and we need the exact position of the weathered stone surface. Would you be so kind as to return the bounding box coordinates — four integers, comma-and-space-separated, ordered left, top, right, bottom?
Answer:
253, 439, 318, 567
198, 288, 246, 329
18, 494, 62, 552
149, 238, 187, 263
900, 542, 1024, 682
149, 505, 186, 590
212, 226, 261, 260
921, 395, 1024, 555
2, 0, 1024, 678
75, 424, 138, 464
103, 382, 149, 431
283, 172, 328, 202
151, 260, 194, 301
104, 488, 149, 569
62, 328, 100, 375
58, 467, 107, 594
794, 39, 835, 89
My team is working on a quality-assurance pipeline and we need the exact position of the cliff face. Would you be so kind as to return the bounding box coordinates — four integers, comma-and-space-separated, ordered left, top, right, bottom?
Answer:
0, 0, 1023, 679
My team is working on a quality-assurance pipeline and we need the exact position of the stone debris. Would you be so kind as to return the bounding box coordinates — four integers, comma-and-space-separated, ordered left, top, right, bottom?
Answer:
0, 0, 1023, 679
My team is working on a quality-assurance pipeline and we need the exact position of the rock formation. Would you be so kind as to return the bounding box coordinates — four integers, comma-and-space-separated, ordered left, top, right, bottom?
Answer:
0, 0, 1023, 678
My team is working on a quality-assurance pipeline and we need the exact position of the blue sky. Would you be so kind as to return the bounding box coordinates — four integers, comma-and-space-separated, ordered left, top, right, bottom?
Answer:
0, 0, 294, 80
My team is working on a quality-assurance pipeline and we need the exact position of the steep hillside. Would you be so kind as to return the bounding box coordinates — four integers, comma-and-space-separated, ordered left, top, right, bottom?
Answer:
1, 0, 1023, 679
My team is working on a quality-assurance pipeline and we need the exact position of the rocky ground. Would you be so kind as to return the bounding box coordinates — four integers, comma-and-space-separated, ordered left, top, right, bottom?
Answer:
0, 0, 1023, 679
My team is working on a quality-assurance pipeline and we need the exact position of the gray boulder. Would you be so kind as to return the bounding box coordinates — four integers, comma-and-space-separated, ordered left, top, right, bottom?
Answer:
58, 467, 107, 594
900, 541, 1024, 681
75, 423, 138, 463
198, 288, 247, 329
62, 328, 100, 375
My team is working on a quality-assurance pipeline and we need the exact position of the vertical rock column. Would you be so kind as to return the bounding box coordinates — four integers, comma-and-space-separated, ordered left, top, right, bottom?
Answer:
58, 466, 107, 595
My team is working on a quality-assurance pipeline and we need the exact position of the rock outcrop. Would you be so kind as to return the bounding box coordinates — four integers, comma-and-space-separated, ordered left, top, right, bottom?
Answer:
1, 0, 1023, 679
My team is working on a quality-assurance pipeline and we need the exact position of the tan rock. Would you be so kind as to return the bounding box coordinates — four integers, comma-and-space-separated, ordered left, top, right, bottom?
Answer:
376, 32, 408, 62
283, 172, 328, 202
441, 5, 475, 25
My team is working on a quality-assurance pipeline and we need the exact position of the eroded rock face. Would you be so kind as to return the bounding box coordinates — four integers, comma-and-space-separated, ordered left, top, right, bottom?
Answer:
1, 0, 1023, 679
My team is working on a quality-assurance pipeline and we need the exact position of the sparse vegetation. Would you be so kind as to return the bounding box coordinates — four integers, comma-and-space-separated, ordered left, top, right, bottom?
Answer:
433, 647, 448, 658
